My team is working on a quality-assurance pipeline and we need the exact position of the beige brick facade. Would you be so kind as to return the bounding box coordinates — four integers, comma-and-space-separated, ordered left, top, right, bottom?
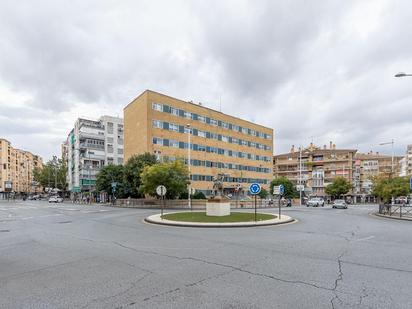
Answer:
124, 90, 274, 196
0, 138, 43, 194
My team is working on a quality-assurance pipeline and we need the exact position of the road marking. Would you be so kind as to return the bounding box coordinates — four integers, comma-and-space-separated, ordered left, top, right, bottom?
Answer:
354, 236, 375, 242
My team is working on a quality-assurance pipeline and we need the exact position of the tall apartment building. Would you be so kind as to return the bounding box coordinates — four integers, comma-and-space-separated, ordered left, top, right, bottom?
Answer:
354, 152, 403, 199
0, 138, 43, 198
399, 144, 412, 177
273, 142, 356, 197
124, 90, 273, 196
66, 116, 124, 194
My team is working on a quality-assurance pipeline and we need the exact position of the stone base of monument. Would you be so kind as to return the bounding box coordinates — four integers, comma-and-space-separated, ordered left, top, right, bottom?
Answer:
206, 198, 230, 216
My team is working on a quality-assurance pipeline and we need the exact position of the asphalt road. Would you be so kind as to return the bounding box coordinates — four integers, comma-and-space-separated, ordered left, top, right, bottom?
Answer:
1, 200, 412, 309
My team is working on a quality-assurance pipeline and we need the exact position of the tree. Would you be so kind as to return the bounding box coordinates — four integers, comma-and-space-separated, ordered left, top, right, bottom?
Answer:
270, 177, 298, 199
372, 176, 410, 203
123, 153, 158, 197
33, 156, 67, 191
258, 188, 269, 199
193, 191, 207, 199
96, 164, 125, 198
139, 160, 189, 199
325, 177, 351, 198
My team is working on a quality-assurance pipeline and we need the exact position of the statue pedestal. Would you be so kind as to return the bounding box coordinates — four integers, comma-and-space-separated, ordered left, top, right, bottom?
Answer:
206, 198, 230, 216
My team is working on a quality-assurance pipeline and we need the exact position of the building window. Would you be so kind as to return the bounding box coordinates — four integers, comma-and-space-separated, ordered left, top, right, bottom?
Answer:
241, 127, 248, 134
152, 120, 163, 128
221, 121, 229, 129
169, 140, 179, 148
221, 135, 229, 143
107, 122, 114, 134
210, 133, 218, 140
198, 130, 206, 138
169, 123, 179, 132
232, 137, 238, 144
117, 148, 123, 155
210, 118, 218, 126
184, 111, 192, 119
170, 107, 179, 116
107, 137, 113, 143
153, 137, 163, 145
152, 102, 163, 111
198, 115, 206, 123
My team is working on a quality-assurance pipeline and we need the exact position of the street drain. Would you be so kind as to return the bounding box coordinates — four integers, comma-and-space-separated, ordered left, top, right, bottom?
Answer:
0, 229, 10, 232
58, 221, 72, 224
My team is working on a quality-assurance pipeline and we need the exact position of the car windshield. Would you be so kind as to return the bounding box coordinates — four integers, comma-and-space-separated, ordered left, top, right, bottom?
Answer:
334, 200, 344, 203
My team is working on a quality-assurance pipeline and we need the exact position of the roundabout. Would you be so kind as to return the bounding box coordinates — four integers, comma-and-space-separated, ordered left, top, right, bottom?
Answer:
144, 211, 295, 227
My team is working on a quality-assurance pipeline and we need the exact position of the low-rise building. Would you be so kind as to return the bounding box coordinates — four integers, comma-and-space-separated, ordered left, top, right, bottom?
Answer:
66, 116, 124, 196
0, 138, 43, 198
124, 90, 273, 197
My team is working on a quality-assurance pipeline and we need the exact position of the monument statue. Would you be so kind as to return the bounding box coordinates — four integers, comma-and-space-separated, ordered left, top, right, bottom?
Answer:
212, 173, 228, 198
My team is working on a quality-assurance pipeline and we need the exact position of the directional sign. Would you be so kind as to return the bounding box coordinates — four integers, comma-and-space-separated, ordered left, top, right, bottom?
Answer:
249, 183, 261, 195
296, 184, 304, 192
156, 185, 167, 196
111, 182, 118, 188
273, 185, 285, 195
410, 177, 412, 190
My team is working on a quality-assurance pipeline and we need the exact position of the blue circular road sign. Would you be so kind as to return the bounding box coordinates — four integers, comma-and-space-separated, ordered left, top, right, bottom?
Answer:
249, 183, 261, 195
279, 184, 285, 195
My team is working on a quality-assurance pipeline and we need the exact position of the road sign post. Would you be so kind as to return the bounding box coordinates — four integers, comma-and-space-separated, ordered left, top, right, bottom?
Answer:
249, 183, 261, 222
156, 185, 167, 218
272, 185, 285, 219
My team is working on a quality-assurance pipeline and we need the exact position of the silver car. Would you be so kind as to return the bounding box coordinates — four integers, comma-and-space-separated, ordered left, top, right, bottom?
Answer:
306, 198, 324, 207
332, 199, 347, 209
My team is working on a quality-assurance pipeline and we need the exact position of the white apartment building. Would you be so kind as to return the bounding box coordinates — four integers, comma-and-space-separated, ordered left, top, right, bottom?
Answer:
399, 144, 412, 177
66, 116, 124, 195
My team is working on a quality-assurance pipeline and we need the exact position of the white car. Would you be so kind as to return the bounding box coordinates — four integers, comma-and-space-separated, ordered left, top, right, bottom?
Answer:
332, 199, 347, 209
48, 196, 63, 203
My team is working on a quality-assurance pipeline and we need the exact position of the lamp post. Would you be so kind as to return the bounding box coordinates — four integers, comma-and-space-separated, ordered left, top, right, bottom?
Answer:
186, 123, 192, 211
299, 146, 303, 206
379, 139, 394, 176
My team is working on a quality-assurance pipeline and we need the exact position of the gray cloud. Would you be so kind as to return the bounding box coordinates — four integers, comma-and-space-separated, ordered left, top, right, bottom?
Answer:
0, 0, 411, 160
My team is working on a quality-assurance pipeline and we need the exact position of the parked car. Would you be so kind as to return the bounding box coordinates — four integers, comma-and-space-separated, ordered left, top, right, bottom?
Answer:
332, 199, 348, 209
395, 196, 408, 204
306, 198, 324, 207
48, 196, 63, 203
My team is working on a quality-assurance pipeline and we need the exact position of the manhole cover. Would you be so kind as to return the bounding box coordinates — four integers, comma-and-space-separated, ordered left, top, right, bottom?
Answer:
0, 229, 10, 232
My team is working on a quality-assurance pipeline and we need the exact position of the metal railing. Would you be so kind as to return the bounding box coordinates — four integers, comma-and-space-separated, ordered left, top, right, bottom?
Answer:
379, 203, 412, 218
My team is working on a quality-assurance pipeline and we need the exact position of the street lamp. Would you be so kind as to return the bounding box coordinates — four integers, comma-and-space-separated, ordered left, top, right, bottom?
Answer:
395, 72, 412, 78
379, 139, 394, 176
186, 123, 192, 211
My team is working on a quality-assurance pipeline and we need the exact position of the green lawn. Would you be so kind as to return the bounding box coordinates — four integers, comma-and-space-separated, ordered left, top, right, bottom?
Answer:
161, 212, 276, 223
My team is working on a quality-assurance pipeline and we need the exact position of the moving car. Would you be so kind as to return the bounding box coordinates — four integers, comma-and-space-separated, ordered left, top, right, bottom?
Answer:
332, 199, 347, 209
306, 198, 324, 207
48, 196, 63, 203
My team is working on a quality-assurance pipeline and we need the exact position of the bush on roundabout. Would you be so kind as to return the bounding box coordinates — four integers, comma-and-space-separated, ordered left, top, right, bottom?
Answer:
161, 212, 276, 223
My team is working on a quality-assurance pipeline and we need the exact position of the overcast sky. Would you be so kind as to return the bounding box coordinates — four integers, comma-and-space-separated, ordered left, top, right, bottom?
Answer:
0, 0, 411, 160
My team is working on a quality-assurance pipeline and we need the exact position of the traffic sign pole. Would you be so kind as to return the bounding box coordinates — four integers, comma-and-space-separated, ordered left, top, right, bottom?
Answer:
255, 194, 257, 222
249, 183, 261, 222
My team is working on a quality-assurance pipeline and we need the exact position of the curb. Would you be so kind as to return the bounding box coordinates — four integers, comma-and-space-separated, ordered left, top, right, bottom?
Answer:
373, 212, 412, 221
144, 212, 295, 228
